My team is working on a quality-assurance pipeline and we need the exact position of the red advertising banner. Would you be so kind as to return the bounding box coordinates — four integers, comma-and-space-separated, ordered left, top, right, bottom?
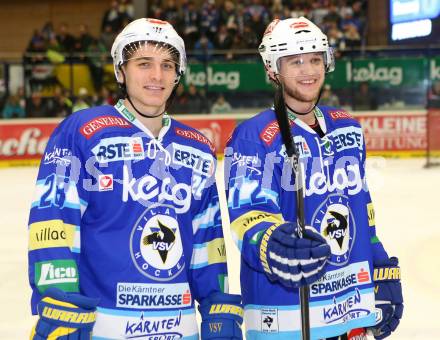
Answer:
356, 113, 426, 151
0, 121, 56, 165
0, 111, 429, 166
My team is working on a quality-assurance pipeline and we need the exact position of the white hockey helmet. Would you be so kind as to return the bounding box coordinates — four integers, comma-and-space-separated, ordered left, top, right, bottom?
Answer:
258, 17, 335, 75
111, 18, 186, 83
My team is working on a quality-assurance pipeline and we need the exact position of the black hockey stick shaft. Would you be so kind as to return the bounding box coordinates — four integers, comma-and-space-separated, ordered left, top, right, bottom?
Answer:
274, 88, 310, 340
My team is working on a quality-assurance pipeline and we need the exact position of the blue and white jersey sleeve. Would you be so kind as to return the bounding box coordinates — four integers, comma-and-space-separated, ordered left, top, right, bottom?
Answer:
28, 117, 89, 314
189, 159, 229, 300
224, 131, 284, 272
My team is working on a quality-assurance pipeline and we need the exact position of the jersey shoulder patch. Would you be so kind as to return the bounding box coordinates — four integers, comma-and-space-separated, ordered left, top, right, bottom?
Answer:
328, 109, 353, 121
76, 106, 133, 140
172, 120, 216, 154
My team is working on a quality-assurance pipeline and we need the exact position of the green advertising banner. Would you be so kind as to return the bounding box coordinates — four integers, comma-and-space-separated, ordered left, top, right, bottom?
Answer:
182, 62, 272, 92
326, 57, 428, 89
182, 56, 440, 92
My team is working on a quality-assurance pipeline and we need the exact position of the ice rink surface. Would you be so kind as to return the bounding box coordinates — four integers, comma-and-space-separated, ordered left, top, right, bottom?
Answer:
1, 158, 439, 339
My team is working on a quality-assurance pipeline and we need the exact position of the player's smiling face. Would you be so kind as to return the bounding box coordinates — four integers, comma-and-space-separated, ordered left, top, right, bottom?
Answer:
278, 52, 325, 105
122, 43, 178, 115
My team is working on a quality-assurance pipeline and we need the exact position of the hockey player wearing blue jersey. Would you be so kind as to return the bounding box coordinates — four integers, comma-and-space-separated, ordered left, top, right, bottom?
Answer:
28, 18, 243, 339
224, 17, 403, 340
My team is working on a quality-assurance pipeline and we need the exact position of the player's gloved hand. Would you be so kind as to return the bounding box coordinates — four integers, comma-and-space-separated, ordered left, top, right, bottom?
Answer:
368, 256, 403, 339
30, 287, 99, 340
259, 222, 331, 288
198, 292, 243, 339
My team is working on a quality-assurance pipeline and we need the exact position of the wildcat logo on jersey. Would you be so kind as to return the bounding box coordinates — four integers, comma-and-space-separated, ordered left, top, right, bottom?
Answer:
124, 311, 183, 339
130, 205, 185, 281
312, 194, 356, 266
261, 309, 278, 333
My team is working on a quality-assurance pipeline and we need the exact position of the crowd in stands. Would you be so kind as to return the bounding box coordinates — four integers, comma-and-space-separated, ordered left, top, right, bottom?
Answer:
150, 0, 367, 59
2, 0, 369, 118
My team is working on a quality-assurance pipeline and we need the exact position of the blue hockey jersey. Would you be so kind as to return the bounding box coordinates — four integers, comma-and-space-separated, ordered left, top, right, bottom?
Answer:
224, 106, 388, 339
28, 100, 228, 339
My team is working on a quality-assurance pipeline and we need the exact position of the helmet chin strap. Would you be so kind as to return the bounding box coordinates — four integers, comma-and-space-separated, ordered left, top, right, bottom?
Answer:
126, 94, 165, 119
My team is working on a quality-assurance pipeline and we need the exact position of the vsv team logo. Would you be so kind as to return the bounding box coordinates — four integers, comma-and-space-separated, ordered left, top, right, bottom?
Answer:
312, 194, 356, 266
130, 205, 185, 281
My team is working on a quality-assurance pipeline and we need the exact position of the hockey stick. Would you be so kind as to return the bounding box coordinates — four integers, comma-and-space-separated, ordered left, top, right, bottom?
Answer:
273, 87, 310, 340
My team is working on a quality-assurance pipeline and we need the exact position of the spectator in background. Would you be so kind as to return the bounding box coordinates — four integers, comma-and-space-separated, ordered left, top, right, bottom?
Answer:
74, 24, 95, 57
87, 38, 107, 93
244, 0, 269, 40
310, 1, 329, 27
352, 0, 367, 37
56, 23, 76, 54
290, 3, 308, 18
186, 84, 203, 113
163, 0, 180, 28
343, 23, 361, 48
319, 84, 340, 107
101, 0, 134, 33
241, 25, 259, 49
172, 83, 190, 113
46, 35, 64, 62
327, 24, 345, 56
219, 1, 239, 37
322, 3, 341, 31
72, 87, 91, 112
41, 21, 56, 42
353, 82, 377, 110
270, 0, 284, 19
93, 87, 115, 106
214, 25, 233, 51
100, 24, 115, 50
49, 87, 72, 117
2, 93, 26, 119
102, 0, 121, 32
119, 0, 134, 20
338, 0, 354, 21
27, 92, 50, 117
181, 0, 200, 50
200, 0, 220, 43
26, 30, 47, 64
211, 93, 232, 113
193, 34, 214, 62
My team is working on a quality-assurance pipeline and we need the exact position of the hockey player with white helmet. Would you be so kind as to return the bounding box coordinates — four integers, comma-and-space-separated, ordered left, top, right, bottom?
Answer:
28, 18, 243, 339
224, 17, 403, 339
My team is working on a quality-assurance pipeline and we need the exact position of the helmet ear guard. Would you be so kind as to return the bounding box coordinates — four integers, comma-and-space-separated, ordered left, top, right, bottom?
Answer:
259, 17, 335, 75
